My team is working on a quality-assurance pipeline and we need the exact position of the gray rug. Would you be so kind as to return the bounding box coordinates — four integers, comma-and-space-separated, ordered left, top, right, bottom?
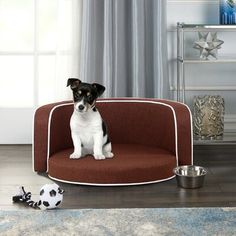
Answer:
0, 208, 236, 236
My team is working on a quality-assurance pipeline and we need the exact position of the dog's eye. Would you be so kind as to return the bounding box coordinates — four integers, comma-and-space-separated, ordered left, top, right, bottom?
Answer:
87, 96, 93, 102
87, 92, 91, 96
78, 90, 82, 95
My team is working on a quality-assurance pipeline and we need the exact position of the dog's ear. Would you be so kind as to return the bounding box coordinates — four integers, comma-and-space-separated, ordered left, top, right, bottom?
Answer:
92, 83, 105, 97
67, 78, 81, 90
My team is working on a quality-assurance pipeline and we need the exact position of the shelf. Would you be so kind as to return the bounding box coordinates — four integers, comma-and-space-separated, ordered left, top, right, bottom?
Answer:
194, 132, 236, 145
177, 23, 236, 102
177, 23, 236, 145
178, 55, 236, 63
178, 23, 236, 32
170, 86, 236, 91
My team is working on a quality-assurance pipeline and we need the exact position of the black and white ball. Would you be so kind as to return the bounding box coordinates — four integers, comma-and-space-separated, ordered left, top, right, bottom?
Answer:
38, 183, 64, 210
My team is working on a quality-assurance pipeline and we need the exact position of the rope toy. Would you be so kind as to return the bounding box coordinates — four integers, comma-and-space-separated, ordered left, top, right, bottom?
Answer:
12, 183, 64, 210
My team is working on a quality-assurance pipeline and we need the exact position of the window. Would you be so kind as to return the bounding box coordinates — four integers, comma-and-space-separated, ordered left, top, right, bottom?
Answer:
0, 0, 74, 107
0, 0, 80, 143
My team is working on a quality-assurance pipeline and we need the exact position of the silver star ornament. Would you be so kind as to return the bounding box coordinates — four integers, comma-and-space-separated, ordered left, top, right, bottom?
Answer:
194, 32, 224, 60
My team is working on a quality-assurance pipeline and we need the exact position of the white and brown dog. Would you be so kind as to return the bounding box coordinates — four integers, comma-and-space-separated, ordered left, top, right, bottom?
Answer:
67, 78, 114, 160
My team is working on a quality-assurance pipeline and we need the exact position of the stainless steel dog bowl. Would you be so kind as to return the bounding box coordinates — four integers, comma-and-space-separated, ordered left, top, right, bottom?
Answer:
173, 165, 207, 189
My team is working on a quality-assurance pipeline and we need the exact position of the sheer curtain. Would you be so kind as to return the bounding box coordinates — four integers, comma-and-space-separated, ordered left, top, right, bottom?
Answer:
52, 0, 83, 103
79, 0, 169, 98
0, 0, 83, 143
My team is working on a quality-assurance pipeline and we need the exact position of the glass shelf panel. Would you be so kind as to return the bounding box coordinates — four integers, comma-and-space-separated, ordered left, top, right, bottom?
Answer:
179, 23, 236, 32
194, 132, 236, 145
181, 58, 236, 63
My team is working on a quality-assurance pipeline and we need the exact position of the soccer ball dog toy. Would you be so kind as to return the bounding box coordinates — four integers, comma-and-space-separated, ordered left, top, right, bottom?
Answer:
12, 183, 64, 210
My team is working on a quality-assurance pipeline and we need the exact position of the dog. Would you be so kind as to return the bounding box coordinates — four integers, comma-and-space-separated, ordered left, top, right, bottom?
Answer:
67, 78, 114, 160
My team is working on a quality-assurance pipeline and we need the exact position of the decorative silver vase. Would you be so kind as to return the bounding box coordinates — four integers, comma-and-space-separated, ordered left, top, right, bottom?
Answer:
193, 95, 225, 139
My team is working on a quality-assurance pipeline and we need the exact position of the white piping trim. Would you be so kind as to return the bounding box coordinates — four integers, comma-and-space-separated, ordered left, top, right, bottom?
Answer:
48, 174, 176, 186
45, 100, 179, 174
46, 103, 73, 172
169, 100, 193, 165
32, 103, 74, 173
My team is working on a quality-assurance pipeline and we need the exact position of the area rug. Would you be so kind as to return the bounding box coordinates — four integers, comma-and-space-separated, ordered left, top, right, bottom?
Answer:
0, 208, 236, 236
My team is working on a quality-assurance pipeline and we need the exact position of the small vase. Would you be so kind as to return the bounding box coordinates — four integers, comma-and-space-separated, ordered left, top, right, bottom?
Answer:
220, 0, 236, 24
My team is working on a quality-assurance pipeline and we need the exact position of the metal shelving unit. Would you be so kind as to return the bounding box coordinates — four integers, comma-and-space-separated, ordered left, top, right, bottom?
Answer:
177, 23, 236, 102
177, 23, 236, 144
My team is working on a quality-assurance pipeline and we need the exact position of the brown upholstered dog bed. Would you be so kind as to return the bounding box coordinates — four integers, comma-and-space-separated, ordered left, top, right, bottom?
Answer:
33, 98, 192, 186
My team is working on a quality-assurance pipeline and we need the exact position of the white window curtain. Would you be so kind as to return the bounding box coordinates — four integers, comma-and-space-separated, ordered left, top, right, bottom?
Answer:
49, 0, 82, 104
0, 0, 82, 108
0, 0, 82, 143
36, 0, 82, 105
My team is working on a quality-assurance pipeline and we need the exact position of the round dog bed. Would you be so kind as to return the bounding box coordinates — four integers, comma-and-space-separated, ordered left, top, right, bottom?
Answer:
33, 98, 192, 186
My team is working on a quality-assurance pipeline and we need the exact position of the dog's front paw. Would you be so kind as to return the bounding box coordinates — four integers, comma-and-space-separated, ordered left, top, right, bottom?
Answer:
70, 152, 81, 159
94, 154, 106, 160
105, 152, 114, 158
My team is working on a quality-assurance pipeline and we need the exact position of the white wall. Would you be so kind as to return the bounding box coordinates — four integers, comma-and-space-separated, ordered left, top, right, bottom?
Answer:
167, 0, 236, 132
0, 108, 33, 144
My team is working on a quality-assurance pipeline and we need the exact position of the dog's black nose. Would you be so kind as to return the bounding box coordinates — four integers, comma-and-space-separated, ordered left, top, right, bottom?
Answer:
78, 105, 85, 111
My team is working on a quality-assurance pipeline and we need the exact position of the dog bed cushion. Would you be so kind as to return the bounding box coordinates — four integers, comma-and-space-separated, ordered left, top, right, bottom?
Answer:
48, 144, 177, 185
